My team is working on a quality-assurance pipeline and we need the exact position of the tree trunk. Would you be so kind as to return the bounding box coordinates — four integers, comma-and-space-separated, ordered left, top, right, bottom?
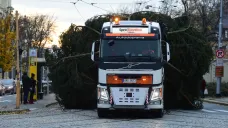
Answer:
2, 70, 4, 79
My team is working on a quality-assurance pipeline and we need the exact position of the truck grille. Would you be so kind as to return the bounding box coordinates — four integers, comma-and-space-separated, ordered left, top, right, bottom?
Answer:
110, 87, 148, 106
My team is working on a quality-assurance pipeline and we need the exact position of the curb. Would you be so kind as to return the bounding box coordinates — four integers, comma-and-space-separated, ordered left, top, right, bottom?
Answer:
45, 102, 58, 107
203, 99, 228, 106
0, 109, 30, 115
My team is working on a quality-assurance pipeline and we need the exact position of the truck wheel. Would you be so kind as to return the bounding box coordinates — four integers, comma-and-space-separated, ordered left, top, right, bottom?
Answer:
97, 109, 109, 118
154, 109, 164, 118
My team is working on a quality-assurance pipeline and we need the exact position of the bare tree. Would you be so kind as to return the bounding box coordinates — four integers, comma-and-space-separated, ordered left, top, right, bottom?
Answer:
18, 14, 56, 71
159, 0, 180, 17
116, 0, 149, 14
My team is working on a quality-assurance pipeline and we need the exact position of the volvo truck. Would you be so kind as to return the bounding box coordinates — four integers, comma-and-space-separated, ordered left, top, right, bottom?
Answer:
91, 17, 170, 118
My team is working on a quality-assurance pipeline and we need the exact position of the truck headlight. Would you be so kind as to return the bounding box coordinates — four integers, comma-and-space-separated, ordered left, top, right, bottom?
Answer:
150, 88, 162, 101
98, 87, 109, 101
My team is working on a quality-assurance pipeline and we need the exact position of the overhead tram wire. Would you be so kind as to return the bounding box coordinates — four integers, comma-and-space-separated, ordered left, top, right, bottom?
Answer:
70, 1, 86, 22
39, 0, 72, 3
109, 5, 115, 13
41, 0, 153, 5
78, 0, 155, 13
79, 0, 111, 13
42, 0, 155, 18
43, 0, 135, 4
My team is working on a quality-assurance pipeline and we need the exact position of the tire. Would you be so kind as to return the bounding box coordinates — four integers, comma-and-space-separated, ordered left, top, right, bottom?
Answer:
97, 109, 109, 118
154, 109, 164, 118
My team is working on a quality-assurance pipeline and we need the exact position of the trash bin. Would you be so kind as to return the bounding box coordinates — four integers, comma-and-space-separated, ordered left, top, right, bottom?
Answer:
38, 92, 44, 99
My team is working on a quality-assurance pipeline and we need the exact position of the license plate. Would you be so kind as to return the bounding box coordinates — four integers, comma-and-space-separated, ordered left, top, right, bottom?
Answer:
122, 79, 137, 83
126, 93, 132, 97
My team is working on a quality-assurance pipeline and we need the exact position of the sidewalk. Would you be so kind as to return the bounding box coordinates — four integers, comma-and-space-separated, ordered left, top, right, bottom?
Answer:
0, 93, 57, 113
203, 97, 228, 106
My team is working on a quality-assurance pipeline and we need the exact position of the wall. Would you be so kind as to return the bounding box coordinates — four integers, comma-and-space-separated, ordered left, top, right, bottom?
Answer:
204, 59, 228, 83
0, 0, 11, 9
0, 0, 11, 17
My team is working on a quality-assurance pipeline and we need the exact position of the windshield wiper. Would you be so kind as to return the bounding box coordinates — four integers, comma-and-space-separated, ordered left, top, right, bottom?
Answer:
129, 56, 160, 61
106, 56, 127, 61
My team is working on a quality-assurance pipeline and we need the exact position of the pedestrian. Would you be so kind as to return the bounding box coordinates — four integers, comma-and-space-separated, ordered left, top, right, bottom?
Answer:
29, 73, 36, 104
201, 77, 206, 98
22, 72, 31, 104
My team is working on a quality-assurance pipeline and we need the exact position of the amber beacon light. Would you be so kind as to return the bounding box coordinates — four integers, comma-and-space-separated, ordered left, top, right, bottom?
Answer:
142, 18, 147, 25
114, 17, 120, 24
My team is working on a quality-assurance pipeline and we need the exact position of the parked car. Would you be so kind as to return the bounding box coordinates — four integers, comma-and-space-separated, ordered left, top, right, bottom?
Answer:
1, 79, 16, 94
0, 81, 6, 96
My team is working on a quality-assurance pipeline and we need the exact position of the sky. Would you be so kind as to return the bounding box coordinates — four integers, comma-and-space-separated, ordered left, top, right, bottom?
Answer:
12, 0, 165, 47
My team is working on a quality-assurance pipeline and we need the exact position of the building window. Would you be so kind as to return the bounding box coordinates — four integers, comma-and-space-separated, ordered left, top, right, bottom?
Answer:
225, 30, 228, 38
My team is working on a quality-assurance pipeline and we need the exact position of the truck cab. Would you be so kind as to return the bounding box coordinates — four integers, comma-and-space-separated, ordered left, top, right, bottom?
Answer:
91, 17, 170, 118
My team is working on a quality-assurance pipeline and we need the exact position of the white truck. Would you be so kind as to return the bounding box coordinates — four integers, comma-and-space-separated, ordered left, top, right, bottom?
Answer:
91, 17, 170, 118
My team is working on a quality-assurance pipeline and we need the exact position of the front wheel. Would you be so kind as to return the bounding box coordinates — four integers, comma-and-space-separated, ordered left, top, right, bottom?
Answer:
97, 109, 109, 118
154, 109, 164, 118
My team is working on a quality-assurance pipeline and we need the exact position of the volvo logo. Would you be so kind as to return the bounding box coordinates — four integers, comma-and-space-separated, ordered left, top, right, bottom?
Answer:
119, 63, 142, 69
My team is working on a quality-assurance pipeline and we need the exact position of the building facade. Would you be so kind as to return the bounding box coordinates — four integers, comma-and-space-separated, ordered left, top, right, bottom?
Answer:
0, 0, 12, 17
204, 59, 228, 83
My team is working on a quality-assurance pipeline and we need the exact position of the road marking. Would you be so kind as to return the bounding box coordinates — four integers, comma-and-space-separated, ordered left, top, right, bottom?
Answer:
213, 109, 228, 113
1, 95, 15, 98
201, 109, 216, 113
0, 100, 12, 103
29, 108, 38, 111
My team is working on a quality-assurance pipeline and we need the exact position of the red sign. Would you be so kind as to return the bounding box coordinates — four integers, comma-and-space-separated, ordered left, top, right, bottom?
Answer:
215, 66, 224, 77
216, 50, 224, 58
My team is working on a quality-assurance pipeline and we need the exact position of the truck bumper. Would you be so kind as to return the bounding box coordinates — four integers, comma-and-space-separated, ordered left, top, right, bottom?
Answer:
97, 100, 163, 110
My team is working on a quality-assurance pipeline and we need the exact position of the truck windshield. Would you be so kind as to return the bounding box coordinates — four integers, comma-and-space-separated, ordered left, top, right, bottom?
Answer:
100, 39, 161, 62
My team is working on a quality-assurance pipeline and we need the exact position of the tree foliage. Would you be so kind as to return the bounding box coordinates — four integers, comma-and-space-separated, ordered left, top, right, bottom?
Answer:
46, 24, 100, 109
0, 15, 16, 72
46, 11, 213, 109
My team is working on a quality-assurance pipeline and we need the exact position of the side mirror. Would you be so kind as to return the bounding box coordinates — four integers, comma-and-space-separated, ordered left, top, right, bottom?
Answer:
91, 41, 100, 62
91, 42, 95, 61
166, 42, 170, 62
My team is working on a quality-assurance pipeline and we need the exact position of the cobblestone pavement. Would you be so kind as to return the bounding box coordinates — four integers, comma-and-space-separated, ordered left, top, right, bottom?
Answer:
0, 102, 228, 128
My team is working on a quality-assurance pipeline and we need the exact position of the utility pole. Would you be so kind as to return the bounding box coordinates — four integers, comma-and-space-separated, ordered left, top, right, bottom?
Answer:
15, 10, 21, 109
216, 0, 224, 97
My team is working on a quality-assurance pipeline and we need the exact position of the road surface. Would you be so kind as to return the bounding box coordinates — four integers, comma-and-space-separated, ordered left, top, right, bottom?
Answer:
1, 95, 228, 128
0, 94, 16, 108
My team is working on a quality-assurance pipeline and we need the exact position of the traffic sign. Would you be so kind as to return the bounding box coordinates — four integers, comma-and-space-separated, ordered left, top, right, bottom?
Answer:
29, 49, 37, 57
216, 58, 224, 66
216, 49, 224, 58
